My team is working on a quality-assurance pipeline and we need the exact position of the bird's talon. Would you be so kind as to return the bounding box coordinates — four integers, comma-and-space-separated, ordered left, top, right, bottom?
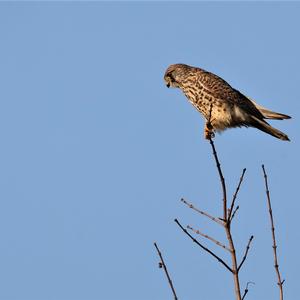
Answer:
205, 123, 215, 139
204, 129, 215, 140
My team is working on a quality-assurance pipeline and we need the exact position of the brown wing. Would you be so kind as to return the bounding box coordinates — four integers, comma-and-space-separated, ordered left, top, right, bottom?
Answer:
196, 68, 265, 120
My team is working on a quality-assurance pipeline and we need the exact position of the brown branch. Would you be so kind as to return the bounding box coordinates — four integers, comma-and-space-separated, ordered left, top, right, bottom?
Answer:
181, 198, 224, 226
208, 137, 242, 300
187, 225, 231, 252
238, 235, 254, 272
208, 138, 227, 221
154, 242, 179, 300
174, 218, 233, 273
228, 168, 246, 222
262, 165, 284, 300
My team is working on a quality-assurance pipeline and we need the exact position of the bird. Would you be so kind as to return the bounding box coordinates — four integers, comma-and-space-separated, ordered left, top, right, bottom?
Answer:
164, 63, 291, 141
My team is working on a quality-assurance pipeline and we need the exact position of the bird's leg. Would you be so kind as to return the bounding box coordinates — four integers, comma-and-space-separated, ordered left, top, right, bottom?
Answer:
205, 103, 215, 139
204, 121, 215, 139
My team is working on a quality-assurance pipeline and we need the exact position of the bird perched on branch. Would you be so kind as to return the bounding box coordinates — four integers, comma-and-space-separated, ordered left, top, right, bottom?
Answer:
164, 64, 291, 141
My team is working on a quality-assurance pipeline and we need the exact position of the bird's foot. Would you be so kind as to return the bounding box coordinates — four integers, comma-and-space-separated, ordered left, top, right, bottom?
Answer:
204, 122, 215, 140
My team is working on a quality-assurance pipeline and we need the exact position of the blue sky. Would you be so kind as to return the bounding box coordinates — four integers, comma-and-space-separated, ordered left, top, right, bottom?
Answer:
0, 2, 299, 300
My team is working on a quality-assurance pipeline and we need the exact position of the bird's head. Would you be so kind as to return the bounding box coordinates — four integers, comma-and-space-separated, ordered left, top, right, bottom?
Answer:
164, 64, 190, 88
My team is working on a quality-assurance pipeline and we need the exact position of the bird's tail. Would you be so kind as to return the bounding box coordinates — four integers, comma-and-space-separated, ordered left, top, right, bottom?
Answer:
248, 98, 291, 120
250, 116, 290, 141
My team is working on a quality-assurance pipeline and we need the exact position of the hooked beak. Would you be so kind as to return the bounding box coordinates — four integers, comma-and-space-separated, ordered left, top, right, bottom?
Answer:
166, 82, 170, 88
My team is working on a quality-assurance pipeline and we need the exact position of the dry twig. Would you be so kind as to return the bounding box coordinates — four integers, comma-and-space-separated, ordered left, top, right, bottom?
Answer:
262, 165, 285, 300
187, 225, 230, 252
230, 205, 240, 223
181, 198, 224, 226
238, 236, 254, 272
154, 242, 178, 300
209, 138, 228, 221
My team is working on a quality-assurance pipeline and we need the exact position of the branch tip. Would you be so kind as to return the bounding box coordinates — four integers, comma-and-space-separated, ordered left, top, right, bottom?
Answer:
181, 198, 224, 226
228, 168, 246, 222
262, 165, 284, 300
238, 235, 254, 272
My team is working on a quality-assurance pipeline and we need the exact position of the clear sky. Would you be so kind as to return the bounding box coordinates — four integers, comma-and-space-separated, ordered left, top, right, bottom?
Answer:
0, 2, 299, 300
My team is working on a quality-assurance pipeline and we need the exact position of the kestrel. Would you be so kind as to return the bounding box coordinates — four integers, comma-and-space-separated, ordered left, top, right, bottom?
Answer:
164, 64, 291, 141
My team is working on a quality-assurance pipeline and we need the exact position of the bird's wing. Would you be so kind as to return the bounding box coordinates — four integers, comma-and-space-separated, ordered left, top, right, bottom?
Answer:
246, 97, 291, 120
197, 69, 265, 120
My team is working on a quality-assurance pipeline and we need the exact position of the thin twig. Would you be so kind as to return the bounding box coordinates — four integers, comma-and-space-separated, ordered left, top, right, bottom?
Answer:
238, 236, 254, 272
181, 198, 224, 226
230, 205, 240, 223
228, 168, 246, 221
187, 225, 231, 252
174, 219, 233, 273
208, 138, 227, 221
241, 282, 255, 300
154, 242, 178, 300
262, 165, 284, 300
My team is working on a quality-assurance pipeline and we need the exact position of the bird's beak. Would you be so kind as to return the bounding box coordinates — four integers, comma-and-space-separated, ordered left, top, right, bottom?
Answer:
166, 83, 170, 88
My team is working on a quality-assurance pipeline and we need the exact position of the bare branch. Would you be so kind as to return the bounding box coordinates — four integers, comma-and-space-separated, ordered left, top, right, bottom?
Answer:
228, 168, 246, 221
238, 235, 254, 272
174, 218, 233, 273
154, 242, 179, 300
241, 282, 255, 300
208, 138, 242, 300
181, 198, 224, 226
187, 225, 231, 252
262, 165, 284, 300
208, 138, 227, 221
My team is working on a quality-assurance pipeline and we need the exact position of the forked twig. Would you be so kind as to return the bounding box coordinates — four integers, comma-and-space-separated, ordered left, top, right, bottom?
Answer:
154, 242, 178, 300
187, 225, 230, 252
262, 165, 284, 300
181, 198, 224, 226
174, 219, 232, 273
238, 236, 254, 272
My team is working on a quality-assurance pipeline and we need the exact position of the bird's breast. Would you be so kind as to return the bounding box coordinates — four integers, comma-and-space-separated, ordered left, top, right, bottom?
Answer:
183, 88, 233, 131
